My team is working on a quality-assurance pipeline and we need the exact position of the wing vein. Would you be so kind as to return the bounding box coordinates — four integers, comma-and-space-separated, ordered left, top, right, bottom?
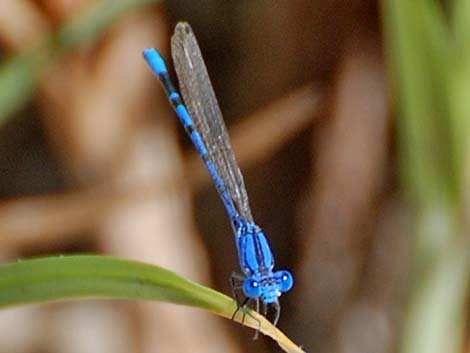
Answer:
171, 23, 253, 223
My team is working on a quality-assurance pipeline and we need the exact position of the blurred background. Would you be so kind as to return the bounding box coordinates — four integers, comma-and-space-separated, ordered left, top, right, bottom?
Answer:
0, 1, 468, 353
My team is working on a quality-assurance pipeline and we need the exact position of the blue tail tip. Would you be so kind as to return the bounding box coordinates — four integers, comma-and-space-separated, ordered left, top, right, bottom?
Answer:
143, 48, 167, 75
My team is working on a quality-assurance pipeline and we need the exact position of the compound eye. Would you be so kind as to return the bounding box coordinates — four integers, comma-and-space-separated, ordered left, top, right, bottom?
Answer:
275, 270, 294, 293
243, 278, 262, 298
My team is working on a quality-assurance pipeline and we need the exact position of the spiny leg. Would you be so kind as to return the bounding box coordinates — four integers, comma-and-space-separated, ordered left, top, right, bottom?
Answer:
262, 300, 268, 318
252, 297, 261, 340
243, 297, 262, 340
272, 300, 281, 327
230, 272, 245, 321
229, 273, 261, 337
239, 297, 252, 324
239, 296, 262, 338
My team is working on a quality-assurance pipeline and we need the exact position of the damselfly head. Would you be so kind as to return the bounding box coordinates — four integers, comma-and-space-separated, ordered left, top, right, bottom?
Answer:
243, 270, 293, 304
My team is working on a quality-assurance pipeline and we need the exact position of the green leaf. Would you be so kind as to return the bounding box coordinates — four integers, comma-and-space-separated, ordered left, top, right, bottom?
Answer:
450, 0, 470, 204
382, 0, 456, 207
382, 1, 469, 353
0, 0, 160, 124
0, 255, 304, 353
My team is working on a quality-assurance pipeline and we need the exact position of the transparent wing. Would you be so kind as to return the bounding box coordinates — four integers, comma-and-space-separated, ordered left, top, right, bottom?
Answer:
171, 22, 253, 223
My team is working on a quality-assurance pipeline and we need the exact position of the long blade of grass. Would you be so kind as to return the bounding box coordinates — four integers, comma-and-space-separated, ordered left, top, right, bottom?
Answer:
382, 0, 456, 207
382, 1, 469, 353
0, 255, 304, 353
0, 0, 160, 124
